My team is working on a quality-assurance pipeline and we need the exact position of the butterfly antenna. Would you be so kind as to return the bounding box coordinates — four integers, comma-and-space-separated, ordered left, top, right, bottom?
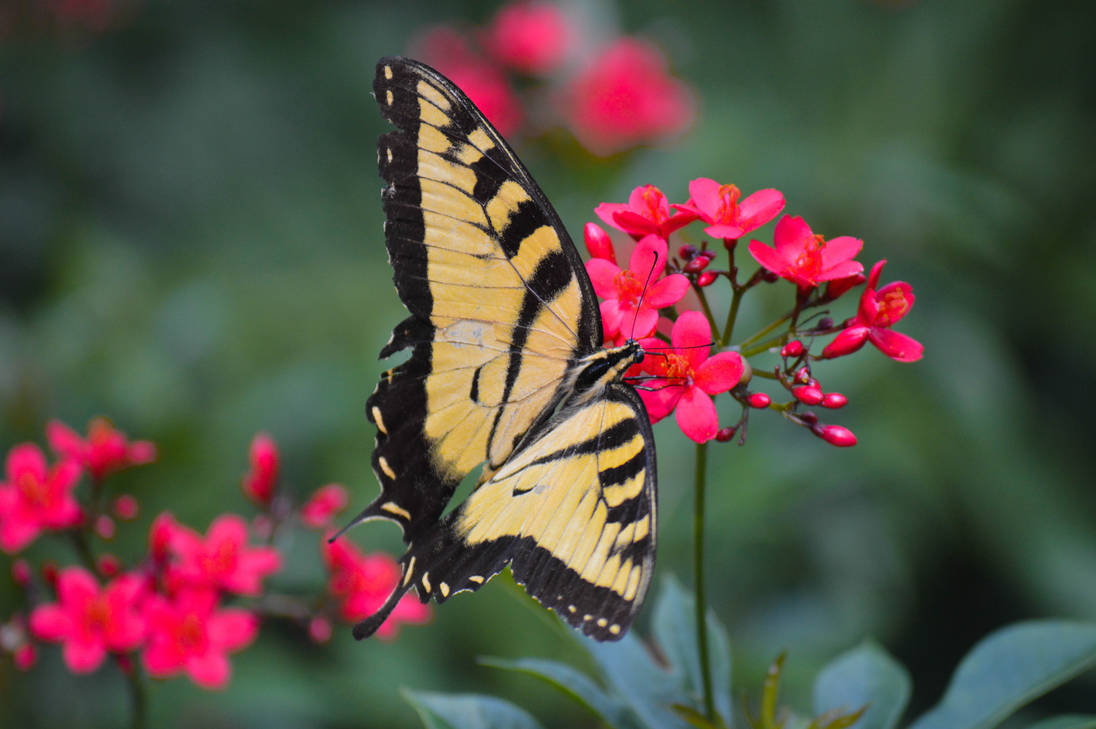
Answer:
628, 250, 662, 340
642, 341, 716, 351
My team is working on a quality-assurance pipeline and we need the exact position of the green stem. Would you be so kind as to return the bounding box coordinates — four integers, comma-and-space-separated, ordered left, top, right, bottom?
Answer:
720, 286, 745, 348
738, 313, 791, 350
127, 663, 147, 729
740, 334, 791, 359
693, 286, 721, 343
693, 441, 715, 722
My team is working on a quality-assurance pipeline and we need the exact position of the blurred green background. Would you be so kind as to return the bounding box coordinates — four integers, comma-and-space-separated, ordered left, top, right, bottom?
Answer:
2, 0, 1094, 726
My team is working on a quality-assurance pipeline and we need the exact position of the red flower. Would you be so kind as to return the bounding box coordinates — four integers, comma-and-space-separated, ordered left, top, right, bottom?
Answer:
596, 184, 697, 240
638, 312, 745, 443
241, 433, 279, 506
564, 38, 694, 156
47, 418, 156, 481
748, 216, 864, 291
29, 567, 146, 673
148, 511, 180, 563
169, 515, 281, 596
142, 588, 257, 689
484, 1, 570, 74
674, 178, 785, 240
586, 234, 689, 343
300, 484, 349, 529
821, 260, 922, 362
412, 26, 523, 136
323, 537, 430, 640
0, 444, 82, 553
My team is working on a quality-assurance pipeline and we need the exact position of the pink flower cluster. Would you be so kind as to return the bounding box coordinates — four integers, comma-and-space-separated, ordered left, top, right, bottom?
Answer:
584, 178, 921, 446
1, 423, 428, 691
411, 1, 693, 155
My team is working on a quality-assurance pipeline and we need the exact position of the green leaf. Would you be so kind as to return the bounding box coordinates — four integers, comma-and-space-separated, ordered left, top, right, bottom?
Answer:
401, 689, 545, 729
672, 703, 727, 729
584, 631, 694, 729
653, 575, 734, 723
1024, 717, 1096, 729
812, 642, 911, 729
480, 656, 641, 729
908, 621, 1096, 729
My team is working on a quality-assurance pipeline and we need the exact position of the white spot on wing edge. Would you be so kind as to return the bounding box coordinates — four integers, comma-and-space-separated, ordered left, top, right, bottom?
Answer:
468, 575, 484, 584
439, 582, 449, 598
380, 501, 410, 521
378, 456, 396, 479
372, 406, 387, 434
384, 65, 393, 80
421, 572, 431, 593
403, 556, 416, 586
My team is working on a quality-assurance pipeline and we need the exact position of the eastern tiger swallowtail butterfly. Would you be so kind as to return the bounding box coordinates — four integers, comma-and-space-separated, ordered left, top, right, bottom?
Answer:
344, 57, 657, 641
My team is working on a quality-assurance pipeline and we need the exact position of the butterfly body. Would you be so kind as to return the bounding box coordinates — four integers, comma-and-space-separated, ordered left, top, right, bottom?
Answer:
349, 57, 657, 641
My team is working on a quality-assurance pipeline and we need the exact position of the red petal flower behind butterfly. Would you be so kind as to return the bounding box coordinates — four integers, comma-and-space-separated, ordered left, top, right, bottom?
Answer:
484, 1, 571, 75
142, 588, 257, 690
412, 26, 523, 136
748, 215, 864, 291
322, 536, 430, 640
29, 567, 146, 674
822, 260, 923, 362
240, 433, 279, 506
565, 38, 694, 157
638, 312, 745, 443
596, 184, 697, 240
168, 515, 281, 596
46, 418, 156, 482
300, 484, 349, 529
586, 234, 689, 343
674, 178, 786, 240
0, 444, 82, 554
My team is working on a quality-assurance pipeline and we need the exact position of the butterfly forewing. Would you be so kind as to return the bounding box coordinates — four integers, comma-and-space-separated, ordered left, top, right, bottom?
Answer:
353, 57, 656, 642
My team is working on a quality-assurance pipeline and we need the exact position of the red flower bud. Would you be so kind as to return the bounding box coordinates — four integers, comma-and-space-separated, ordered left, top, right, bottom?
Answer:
747, 392, 771, 409
792, 385, 823, 405
722, 237, 738, 251
678, 243, 698, 260
697, 271, 718, 287
11, 559, 31, 588
799, 411, 819, 425
821, 392, 847, 409
308, 616, 332, 644
97, 553, 121, 577
684, 254, 712, 273
95, 515, 116, 540
14, 644, 36, 671
794, 367, 812, 384
112, 494, 139, 520
584, 222, 616, 264
714, 426, 737, 442
41, 562, 58, 587
242, 433, 280, 506
813, 424, 857, 447
781, 340, 804, 358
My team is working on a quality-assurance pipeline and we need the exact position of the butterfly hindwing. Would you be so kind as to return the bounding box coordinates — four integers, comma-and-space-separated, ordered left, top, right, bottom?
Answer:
362, 57, 601, 542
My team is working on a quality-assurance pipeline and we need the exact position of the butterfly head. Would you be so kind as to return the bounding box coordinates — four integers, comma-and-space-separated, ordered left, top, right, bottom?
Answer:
569, 340, 645, 404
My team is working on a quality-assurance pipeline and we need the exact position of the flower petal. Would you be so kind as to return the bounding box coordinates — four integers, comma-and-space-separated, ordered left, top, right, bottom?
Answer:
612, 211, 659, 236
625, 308, 659, 341
0, 517, 41, 554
675, 387, 719, 443
6, 444, 47, 484
645, 273, 689, 308
628, 234, 668, 278
817, 259, 864, 282
46, 421, 87, 461
586, 258, 622, 300
30, 604, 73, 641
143, 640, 183, 677
686, 177, 721, 221
599, 299, 624, 339
57, 567, 99, 608
63, 639, 106, 674
207, 609, 259, 652
207, 514, 248, 548
819, 235, 862, 267
693, 352, 744, 395
868, 328, 923, 362
866, 259, 887, 290
671, 311, 713, 369
704, 223, 745, 239
736, 188, 785, 232
772, 215, 813, 254
747, 239, 787, 276
186, 651, 231, 690
594, 202, 631, 232
638, 385, 682, 423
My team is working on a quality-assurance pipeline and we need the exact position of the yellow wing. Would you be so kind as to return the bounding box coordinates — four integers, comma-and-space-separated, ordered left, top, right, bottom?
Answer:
357, 386, 657, 642
357, 57, 602, 542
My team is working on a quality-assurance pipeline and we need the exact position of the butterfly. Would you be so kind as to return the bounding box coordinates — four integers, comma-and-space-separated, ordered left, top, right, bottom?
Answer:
344, 57, 657, 641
